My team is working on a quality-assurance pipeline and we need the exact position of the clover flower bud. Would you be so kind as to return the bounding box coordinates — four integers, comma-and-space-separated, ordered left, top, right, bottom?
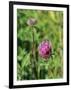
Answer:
27, 18, 37, 26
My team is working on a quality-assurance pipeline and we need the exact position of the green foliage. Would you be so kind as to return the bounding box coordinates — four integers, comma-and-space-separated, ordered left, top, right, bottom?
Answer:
17, 9, 63, 80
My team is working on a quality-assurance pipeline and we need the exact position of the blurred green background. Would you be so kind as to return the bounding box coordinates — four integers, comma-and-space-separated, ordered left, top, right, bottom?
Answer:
17, 9, 63, 80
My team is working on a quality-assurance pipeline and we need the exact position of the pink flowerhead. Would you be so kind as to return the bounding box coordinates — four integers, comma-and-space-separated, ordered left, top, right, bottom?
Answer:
38, 40, 52, 59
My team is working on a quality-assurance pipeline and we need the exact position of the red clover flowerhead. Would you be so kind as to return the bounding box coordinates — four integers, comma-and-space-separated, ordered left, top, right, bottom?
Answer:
38, 40, 52, 59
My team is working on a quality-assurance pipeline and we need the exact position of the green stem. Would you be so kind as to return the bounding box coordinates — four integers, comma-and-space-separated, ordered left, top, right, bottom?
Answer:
31, 27, 38, 79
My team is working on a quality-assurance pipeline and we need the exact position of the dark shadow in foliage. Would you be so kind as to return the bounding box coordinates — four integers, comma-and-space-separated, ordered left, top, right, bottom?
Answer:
23, 40, 31, 53
40, 65, 48, 79
17, 60, 21, 66
17, 38, 31, 53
